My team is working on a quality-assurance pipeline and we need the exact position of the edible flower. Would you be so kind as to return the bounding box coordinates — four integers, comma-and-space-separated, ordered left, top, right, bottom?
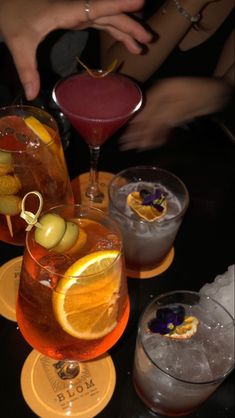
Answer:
140, 188, 166, 213
148, 304, 185, 335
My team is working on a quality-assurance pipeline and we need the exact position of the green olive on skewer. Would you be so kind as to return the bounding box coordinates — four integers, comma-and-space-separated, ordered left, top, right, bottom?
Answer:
0, 195, 22, 215
53, 221, 79, 253
35, 213, 67, 249
34, 214, 80, 253
0, 174, 21, 195
0, 150, 13, 175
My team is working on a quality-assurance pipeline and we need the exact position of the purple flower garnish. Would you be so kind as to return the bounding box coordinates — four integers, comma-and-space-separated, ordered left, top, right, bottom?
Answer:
148, 304, 185, 335
140, 188, 167, 212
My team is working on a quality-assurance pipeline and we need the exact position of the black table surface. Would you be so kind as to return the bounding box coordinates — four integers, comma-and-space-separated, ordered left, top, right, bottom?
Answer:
0, 118, 234, 418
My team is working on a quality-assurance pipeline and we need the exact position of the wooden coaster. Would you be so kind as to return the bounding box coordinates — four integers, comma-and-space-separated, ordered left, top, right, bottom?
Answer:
0, 256, 22, 321
21, 350, 116, 418
127, 247, 174, 279
71, 171, 114, 212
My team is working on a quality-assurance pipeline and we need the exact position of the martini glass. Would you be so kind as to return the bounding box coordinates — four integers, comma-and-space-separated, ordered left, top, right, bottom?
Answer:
0, 105, 73, 321
53, 71, 142, 209
16, 200, 129, 417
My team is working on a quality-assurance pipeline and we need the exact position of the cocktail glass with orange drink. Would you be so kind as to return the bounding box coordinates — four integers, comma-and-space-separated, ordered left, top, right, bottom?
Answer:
16, 194, 129, 417
0, 105, 73, 245
0, 105, 73, 321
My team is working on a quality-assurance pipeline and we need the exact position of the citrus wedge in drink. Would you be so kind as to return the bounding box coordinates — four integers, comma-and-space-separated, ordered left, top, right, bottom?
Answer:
127, 191, 167, 222
24, 116, 62, 159
53, 250, 121, 340
24, 116, 52, 143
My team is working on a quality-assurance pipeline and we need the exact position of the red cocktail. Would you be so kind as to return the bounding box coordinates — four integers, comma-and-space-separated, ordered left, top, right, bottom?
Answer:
53, 71, 142, 203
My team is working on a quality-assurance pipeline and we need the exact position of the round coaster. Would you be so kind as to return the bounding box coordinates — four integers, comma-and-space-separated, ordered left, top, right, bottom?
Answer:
21, 350, 116, 418
127, 247, 175, 279
0, 256, 22, 321
71, 171, 114, 212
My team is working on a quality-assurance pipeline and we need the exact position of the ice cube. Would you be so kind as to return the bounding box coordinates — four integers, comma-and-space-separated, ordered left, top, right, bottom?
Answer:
200, 265, 234, 318
37, 252, 73, 288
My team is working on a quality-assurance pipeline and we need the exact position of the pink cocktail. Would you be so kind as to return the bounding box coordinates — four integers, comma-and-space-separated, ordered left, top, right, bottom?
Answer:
53, 72, 142, 203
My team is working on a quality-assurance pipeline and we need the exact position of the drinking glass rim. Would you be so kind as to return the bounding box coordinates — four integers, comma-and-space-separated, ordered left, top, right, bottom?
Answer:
108, 165, 190, 225
0, 104, 58, 153
52, 71, 143, 122
138, 290, 235, 385
25, 203, 124, 281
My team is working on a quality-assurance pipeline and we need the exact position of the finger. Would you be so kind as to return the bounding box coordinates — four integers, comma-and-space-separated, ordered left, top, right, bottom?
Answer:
82, 0, 146, 20
6, 36, 40, 100
57, 1, 151, 44
94, 24, 142, 54
92, 13, 151, 45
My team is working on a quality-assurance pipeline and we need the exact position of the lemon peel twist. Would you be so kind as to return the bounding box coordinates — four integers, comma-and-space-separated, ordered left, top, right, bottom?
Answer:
76, 57, 118, 78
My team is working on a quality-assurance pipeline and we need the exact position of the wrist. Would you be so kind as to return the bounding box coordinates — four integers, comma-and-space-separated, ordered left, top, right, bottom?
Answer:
172, 0, 201, 23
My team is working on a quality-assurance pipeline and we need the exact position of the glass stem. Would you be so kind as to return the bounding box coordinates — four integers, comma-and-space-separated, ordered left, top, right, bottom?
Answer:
86, 145, 104, 202
55, 360, 80, 380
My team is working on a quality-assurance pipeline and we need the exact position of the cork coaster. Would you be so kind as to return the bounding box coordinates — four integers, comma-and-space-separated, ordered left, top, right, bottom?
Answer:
71, 171, 114, 212
127, 247, 174, 279
21, 350, 116, 418
0, 256, 22, 321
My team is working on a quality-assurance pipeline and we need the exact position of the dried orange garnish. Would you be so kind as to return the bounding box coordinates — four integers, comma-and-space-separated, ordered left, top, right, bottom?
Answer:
127, 191, 167, 222
165, 316, 199, 340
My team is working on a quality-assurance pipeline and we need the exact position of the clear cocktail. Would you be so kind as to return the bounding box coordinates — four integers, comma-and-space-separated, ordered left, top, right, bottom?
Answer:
0, 105, 73, 245
133, 290, 235, 416
109, 166, 189, 277
53, 71, 142, 203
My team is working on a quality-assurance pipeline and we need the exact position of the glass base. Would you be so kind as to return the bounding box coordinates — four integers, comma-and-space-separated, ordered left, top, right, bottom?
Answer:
71, 171, 114, 212
0, 256, 22, 321
127, 247, 175, 279
21, 350, 116, 417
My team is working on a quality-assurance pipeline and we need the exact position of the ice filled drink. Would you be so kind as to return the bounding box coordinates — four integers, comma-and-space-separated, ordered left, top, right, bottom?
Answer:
109, 166, 189, 272
0, 105, 73, 245
16, 203, 129, 361
133, 291, 235, 416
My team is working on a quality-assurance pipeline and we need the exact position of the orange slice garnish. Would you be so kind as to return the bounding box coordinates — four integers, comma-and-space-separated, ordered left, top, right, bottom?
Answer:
52, 250, 121, 340
127, 191, 167, 222
165, 316, 199, 340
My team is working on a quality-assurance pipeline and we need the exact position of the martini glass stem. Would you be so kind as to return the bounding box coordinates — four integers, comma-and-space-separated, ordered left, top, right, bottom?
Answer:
86, 145, 104, 202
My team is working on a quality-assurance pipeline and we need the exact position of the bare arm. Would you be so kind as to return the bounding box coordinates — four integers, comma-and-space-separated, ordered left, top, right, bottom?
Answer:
213, 30, 235, 85
101, 0, 212, 82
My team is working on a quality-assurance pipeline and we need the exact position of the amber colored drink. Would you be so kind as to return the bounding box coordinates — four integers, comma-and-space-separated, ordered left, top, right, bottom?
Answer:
0, 106, 73, 245
16, 205, 129, 362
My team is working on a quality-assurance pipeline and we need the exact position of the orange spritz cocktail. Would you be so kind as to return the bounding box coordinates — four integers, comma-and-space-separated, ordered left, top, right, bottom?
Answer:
16, 204, 129, 361
0, 105, 73, 245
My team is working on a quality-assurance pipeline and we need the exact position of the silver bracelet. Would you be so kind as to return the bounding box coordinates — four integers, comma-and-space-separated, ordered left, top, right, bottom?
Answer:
173, 0, 201, 23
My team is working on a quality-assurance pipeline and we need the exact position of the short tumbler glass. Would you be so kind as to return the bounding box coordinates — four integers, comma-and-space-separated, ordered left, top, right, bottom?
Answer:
133, 290, 235, 416
108, 166, 189, 272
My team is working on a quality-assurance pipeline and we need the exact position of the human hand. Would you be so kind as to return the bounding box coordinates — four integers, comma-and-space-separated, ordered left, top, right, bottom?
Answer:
120, 77, 232, 150
0, 0, 151, 100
